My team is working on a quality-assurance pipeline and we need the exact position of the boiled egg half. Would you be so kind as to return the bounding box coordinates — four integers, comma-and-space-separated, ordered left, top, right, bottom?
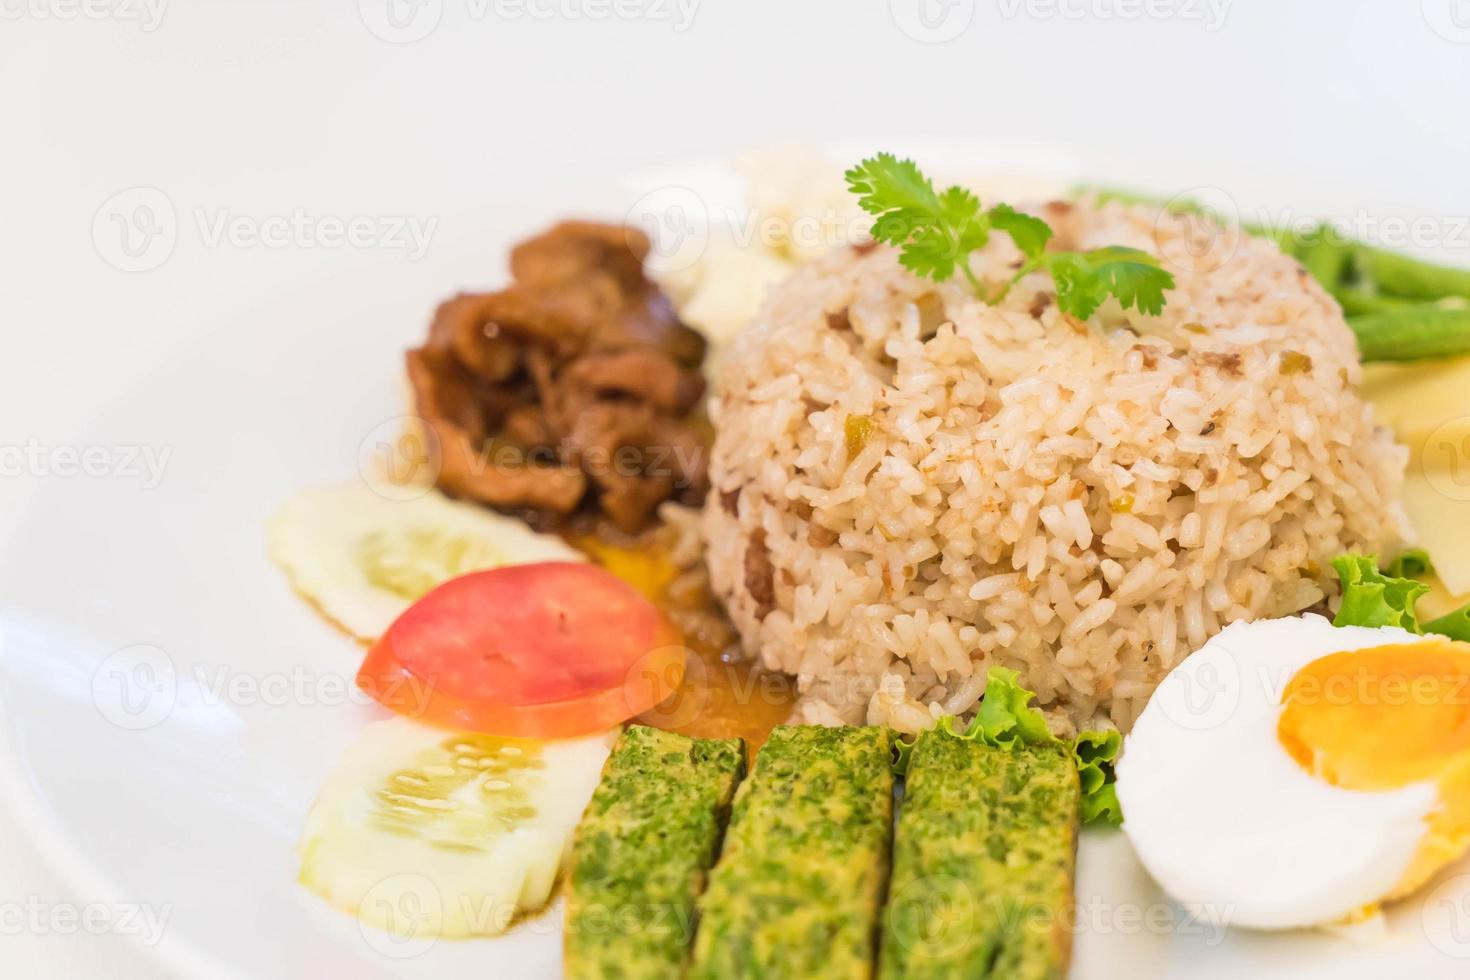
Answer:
1117, 614, 1470, 929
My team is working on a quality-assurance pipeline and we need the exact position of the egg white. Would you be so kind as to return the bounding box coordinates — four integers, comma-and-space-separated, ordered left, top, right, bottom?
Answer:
1116, 614, 1440, 930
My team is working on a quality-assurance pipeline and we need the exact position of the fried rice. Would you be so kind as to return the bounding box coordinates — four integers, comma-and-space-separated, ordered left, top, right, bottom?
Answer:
701, 198, 1411, 734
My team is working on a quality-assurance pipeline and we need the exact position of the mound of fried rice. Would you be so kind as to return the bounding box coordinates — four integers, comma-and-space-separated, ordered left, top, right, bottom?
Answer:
702, 198, 1410, 734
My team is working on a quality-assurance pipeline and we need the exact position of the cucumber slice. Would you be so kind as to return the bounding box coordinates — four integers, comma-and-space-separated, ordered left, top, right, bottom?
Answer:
299, 716, 614, 939
268, 483, 583, 641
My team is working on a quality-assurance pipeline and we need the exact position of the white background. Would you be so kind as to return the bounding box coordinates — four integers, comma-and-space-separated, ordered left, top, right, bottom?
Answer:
2, 1, 1468, 976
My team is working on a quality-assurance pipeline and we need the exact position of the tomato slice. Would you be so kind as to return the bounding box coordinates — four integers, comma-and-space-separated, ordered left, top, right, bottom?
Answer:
356, 561, 686, 738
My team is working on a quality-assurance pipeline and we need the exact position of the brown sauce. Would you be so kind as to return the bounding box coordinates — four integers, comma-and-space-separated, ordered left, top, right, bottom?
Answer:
568, 530, 796, 758
637, 645, 795, 756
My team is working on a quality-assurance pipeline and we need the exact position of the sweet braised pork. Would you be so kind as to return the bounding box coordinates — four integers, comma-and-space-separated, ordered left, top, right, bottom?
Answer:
407, 221, 709, 531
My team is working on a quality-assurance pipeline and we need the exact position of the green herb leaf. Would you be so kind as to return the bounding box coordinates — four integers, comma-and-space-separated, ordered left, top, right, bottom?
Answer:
847, 155, 1175, 321
987, 203, 1052, 261
1049, 247, 1175, 319
1331, 554, 1429, 632
894, 223, 968, 281
941, 187, 989, 251
1386, 548, 1434, 579
1425, 603, 1470, 643
1047, 253, 1107, 319
846, 153, 941, 219
845, 154, 989, 285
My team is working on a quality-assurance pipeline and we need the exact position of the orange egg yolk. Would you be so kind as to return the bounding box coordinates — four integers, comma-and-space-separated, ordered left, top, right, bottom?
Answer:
1278, 638, 1470, 900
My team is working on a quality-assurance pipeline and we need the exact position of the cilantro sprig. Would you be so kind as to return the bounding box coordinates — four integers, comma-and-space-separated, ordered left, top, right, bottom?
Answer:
845, 153, 1175, 320
844, 154, 991, 290
1016, 245, 1173, 319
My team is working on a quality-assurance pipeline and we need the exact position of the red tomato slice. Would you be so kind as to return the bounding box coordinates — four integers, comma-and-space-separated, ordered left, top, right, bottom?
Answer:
356, 561, 686, 738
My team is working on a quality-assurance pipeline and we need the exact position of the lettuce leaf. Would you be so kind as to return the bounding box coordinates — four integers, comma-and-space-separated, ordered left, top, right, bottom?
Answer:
891, 733, 917, 775
1081, 782, 1122, 826
1332, 551, 1470, 644
931, 667, 1122, 826
1073, 728, 1123, 826
1386, 548, 1434, 579
967, 667, 1057, 746
1331, 554, 1430, 632
1426, 604, 1470, 643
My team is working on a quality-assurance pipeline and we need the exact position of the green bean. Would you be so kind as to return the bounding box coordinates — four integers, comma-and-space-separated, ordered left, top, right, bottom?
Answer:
1349, 307, 1470, 362
1297, 236, 1353, 289
1425, 603, 1470, 643
1428, 605, 1470, 643
1245, 218, 1289, 247
1264, 223, 1316, 260
1071, 185, 1170, 209
1074, 186, 1293, 252
1073, 184, 1229, 223
1333, 287, 1416, 317
1075, 186, 1470, 364
1356, 246, 1470, 303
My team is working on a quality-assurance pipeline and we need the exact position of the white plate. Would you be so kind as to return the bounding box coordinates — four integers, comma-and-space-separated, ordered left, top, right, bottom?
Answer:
3, 145, 1469, 979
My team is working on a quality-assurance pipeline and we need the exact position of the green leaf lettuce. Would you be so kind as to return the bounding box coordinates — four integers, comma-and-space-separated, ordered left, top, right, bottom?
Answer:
1331, 553, 1430, 632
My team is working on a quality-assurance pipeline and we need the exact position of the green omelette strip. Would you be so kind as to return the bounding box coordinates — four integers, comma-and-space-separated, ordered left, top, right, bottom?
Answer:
916, 668, 1120, 826
565, 726, 746, 980
688, 725, 895, 980
879, 733, 1080, 980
